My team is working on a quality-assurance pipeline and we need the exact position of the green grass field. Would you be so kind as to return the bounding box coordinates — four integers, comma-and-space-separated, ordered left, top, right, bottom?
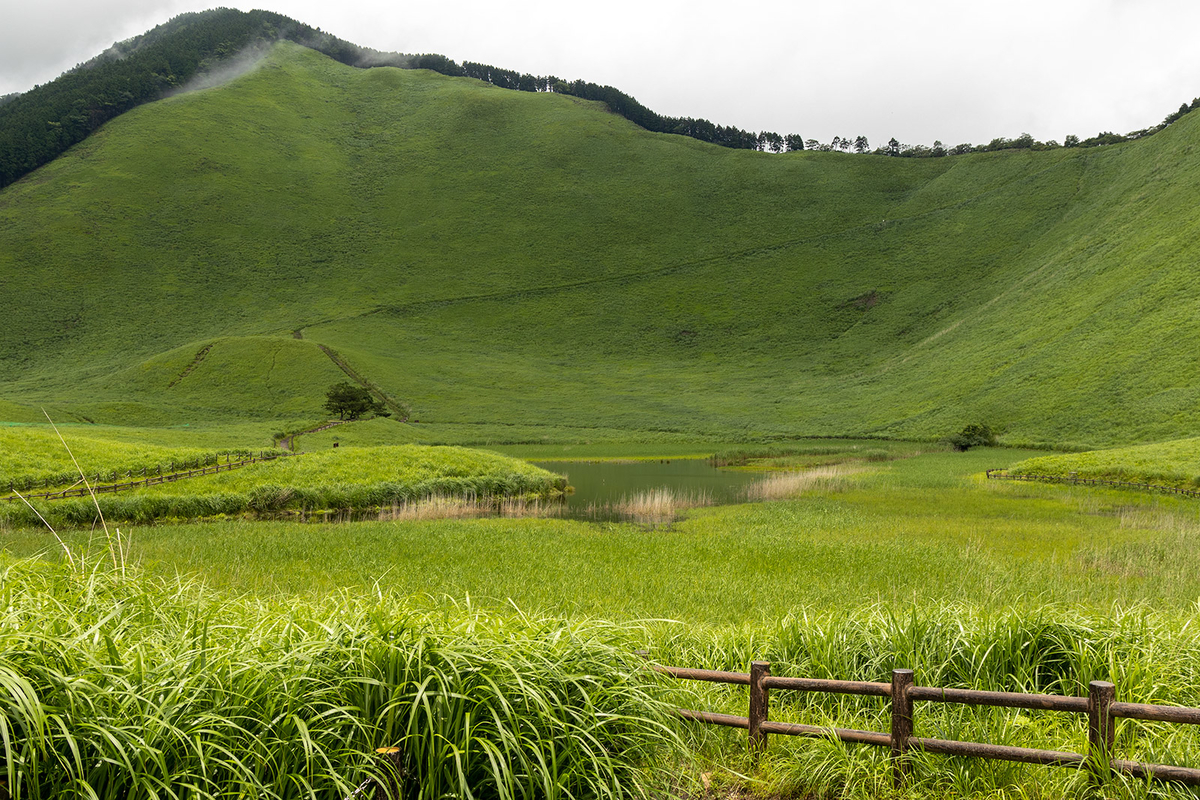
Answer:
8, 29, 1200, 800
1010, 436, 1200, 488
7, 444, 1200, 797
1, 444, 565, 527
8, 446, 1196, 615
3, 42, 1200, 446
0, 425, 260, 489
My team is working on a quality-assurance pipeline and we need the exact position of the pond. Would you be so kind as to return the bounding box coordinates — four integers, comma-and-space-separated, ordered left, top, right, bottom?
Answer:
532, 459, 763, 522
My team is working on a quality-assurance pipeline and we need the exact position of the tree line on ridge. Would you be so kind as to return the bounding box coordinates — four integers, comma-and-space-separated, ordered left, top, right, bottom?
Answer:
2, 7, 1198, 189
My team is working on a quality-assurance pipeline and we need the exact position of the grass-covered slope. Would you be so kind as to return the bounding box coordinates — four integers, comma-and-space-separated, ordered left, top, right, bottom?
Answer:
0, 426, 252, 489
3, 42, 1200, 445
1010, 437, 1200, 488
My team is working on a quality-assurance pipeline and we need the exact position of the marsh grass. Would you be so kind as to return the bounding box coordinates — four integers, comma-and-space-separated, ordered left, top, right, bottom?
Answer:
0, 445, 567, 528
375, 493, 568, 522
742, 464, 862, 501
601, 487, 713, 526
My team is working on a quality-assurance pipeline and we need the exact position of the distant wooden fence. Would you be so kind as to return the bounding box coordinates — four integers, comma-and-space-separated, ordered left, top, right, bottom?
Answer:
3, 451, 291, 502
987, 469, 1200, 500
641, 655, 1200, 787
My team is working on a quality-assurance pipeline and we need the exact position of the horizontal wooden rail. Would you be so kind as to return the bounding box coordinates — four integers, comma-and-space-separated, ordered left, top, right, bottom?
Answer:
655, 665, 750, 685
1111, 702, 1200, 725
987, 469, 1200, 499
677, 709, 749, 728
762, 720, 891, 747
645, 654, 1200, 788
1114, 759, 1200, 784
763, 676, 890, 697
911, 737, 1085, 768
908, 685, 1089, 712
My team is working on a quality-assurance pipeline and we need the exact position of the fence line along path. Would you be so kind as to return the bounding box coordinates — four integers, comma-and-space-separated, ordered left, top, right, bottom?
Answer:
4, 451, 292, 503
987, 469, 1200, 500
640, 653, 1200, 788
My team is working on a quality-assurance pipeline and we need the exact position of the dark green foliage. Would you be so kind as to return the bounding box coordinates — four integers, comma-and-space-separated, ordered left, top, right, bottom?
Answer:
323, 381, 381, 420
0, 9, 287, 187
948, 423, 998, 452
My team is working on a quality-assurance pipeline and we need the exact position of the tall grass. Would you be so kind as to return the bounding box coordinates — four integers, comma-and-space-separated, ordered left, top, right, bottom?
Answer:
603, 487, 713, 526
0, 559, 681, 799
375, 493, 568, 522
1010, 437, 1200, 488
649, 604, 1200, 798
742, 464, 860, 501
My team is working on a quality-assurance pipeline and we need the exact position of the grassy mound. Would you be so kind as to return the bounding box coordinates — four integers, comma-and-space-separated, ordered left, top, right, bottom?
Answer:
113, 336, 352, 420
1009, 437, 1200, 488
4, 43, 1200, 445
0, 426, 251, 490
2, 445, 565, 526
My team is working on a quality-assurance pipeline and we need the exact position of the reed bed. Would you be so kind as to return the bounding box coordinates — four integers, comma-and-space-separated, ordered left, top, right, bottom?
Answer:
0, 558, 681, 800
600, 487, 713, 526
376, 494, 568, 521
742, 464, 861, 501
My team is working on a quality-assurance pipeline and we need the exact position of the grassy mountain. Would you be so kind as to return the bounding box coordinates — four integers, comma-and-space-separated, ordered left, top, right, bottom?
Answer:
3, 42, 1200, 447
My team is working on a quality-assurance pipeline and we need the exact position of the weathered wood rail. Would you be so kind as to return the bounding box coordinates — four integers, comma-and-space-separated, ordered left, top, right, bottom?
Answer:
3, 451, 291, 502
642, 654, 1200, 787
987, 469, 1200, 499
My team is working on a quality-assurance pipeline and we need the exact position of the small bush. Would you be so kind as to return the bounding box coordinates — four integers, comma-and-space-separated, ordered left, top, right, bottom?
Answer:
948, 423, 998, 452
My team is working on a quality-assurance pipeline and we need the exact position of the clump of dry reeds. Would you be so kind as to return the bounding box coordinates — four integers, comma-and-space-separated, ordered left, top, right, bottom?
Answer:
742, 464, 860, 502
377, 494, 566, 522
604, 487, 712, 526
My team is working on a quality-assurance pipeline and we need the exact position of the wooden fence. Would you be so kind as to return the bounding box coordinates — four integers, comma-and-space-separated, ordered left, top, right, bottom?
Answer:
3, 451, 290, 502
642, 655, 1200, 787
987, 469, 1200, 500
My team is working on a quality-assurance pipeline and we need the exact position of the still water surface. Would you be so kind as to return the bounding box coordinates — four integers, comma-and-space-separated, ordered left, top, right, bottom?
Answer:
533, 459, 761, 517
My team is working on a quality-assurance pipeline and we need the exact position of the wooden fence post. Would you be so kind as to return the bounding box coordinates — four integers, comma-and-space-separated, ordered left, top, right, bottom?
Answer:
749, 661, 770, 762
891, 668, 914, 788
1088, 680, 1115, 784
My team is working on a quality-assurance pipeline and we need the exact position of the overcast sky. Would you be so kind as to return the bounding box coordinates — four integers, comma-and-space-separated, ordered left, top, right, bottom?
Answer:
4, 0, 1200, 147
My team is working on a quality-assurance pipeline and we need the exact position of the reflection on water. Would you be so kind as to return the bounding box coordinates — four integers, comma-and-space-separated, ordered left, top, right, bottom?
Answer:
533, 459, 761, 523
268, 461, 769, 525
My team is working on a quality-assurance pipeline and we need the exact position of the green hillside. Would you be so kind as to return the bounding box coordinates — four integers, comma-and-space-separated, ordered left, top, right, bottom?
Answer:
3, 42, 1200, 447
1010, 437, 1200, 488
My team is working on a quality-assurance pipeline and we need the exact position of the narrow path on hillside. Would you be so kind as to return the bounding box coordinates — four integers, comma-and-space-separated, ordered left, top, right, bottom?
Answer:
167, 343, 213, 388
295, 156, 1083, 331
280, 419, 350, 452
314, 344, 409, 421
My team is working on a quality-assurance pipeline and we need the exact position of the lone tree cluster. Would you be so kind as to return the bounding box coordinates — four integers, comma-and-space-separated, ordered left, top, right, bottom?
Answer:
949, 423, 998, 452
323, 382, 388, 420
